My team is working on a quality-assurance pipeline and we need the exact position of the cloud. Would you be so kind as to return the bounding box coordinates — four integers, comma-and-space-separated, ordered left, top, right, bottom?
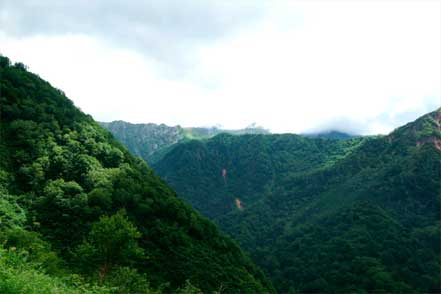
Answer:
0, 0, 265, 76
0, 1, 439, 135
302, 103, 439, 136
190, 1, 441, 134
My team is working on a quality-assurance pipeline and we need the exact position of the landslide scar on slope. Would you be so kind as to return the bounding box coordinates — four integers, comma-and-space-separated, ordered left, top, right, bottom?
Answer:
235, 198, 243, 210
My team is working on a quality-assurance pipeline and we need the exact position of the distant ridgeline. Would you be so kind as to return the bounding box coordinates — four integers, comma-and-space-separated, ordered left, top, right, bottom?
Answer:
100, 121, 359, 165
302, 130, 358, 140
100, 121, 270, 164
0, 55, 275, 293
153, 109, 441, 293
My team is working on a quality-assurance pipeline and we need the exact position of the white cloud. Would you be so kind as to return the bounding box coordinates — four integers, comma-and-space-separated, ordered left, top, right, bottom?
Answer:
1, 1, 439, 135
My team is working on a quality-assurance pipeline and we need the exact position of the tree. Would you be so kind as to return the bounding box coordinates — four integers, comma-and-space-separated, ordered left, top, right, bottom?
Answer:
74, 210, 143, 284
0, 196, 26, 230
36, 179, 89, 249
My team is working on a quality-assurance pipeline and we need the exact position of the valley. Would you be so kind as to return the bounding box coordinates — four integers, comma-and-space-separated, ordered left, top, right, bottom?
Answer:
107, 108, 441, 293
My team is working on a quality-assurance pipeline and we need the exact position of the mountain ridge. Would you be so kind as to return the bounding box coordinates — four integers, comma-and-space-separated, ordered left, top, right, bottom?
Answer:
100, 120, 270, 164
101, 120, 360, 165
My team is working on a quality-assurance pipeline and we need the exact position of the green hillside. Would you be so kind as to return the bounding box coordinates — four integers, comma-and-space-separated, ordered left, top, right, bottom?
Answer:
154, 109, 441, 293
0, 55, 275, 293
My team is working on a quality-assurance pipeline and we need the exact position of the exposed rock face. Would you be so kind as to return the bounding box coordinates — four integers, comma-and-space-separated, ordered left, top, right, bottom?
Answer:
100, 121, 184, 163
387, 108, 441, 150
235, 198, 243, 210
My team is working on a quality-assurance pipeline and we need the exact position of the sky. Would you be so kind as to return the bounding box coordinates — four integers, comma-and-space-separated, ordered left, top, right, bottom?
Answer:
1, 0, 440, 135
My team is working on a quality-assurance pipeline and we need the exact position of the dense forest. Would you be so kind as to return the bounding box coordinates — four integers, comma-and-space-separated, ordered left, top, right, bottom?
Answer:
153, 109, 441, 293
154, 134, 365, 219
0, 55, 275, 293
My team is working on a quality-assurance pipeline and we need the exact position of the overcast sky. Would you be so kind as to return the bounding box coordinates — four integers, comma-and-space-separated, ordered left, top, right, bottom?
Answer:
1, 0, 440, 134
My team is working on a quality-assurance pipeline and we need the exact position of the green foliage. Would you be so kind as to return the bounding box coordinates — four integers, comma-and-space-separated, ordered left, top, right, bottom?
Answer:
0, 196, 26, 230
175, 280, 204, 294
103, 266, 151, 294
35, 179, 90, 249
0, 247, 110, 294
74, 210, 143, 283
0, 228, 62, 274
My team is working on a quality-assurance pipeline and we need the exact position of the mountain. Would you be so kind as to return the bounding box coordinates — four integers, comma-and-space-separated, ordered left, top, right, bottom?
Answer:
0, 55, 274, 293
153, 109, 441, 293
100, 120, 270, 164
99, 121, 186, 165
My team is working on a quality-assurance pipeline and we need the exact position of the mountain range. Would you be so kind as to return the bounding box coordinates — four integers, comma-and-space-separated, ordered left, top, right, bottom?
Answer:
1, 54, 439, 293
100, 121, 270, 164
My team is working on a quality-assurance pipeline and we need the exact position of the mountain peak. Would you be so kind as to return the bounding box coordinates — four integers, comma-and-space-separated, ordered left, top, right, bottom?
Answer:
388, 108, 441, 150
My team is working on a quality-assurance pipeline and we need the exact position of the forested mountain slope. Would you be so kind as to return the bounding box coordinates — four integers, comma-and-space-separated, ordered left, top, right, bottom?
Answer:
100, 120, 269, 164
153, 133, 365, 219
154, 109, 441, 293
0, 55, 274, 293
